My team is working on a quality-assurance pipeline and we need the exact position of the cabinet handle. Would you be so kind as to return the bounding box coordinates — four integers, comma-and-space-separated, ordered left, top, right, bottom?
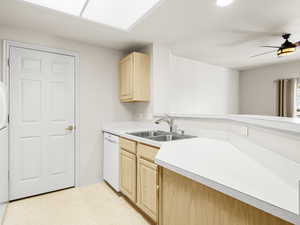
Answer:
105, 137, 117, 144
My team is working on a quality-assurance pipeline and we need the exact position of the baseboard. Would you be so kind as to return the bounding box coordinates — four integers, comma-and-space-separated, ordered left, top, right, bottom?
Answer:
0, 203, 7, 225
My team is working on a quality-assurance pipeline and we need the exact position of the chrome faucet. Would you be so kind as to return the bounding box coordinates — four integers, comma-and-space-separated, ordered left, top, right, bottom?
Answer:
154, 114, 177, 133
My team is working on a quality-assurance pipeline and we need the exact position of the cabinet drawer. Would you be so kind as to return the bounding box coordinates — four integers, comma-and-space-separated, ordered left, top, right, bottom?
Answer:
120, 138, 136, 154
137, 143, 159, 162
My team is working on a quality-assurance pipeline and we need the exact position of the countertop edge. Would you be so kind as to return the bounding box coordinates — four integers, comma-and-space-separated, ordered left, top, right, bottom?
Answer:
155, 158, 300, 225
153, 113, 300, 134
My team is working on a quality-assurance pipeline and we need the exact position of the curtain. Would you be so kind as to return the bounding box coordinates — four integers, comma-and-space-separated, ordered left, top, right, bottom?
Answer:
277, 78, 297, 117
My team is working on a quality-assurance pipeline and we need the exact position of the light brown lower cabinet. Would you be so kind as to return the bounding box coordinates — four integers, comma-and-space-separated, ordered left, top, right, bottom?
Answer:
137, 143, 159, 223
120, 149, 137, 203
119, 138, 159, 223
159, 168, 293, 225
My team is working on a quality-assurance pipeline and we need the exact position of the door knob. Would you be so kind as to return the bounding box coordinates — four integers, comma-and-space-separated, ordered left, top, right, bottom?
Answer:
65, 125, 75, 131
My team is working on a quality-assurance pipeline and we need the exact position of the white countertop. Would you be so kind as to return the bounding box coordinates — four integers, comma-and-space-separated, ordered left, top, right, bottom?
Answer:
155, 138, 300, 225
102, 121, 300, 224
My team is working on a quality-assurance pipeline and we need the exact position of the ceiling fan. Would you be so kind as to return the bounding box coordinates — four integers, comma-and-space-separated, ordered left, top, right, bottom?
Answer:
251, 33, 300, 58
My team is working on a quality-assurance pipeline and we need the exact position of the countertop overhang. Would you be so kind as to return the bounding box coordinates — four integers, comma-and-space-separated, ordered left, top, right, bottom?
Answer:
155, 138, 300, 225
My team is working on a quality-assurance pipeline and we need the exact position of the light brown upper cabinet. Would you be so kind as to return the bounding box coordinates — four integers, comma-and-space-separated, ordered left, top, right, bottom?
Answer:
119, 52, 150, 102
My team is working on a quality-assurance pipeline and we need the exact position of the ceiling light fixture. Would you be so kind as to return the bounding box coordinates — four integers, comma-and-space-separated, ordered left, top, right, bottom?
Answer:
216, 0, 234, 7
277, 33, 297, 57
277, 47, 296, 57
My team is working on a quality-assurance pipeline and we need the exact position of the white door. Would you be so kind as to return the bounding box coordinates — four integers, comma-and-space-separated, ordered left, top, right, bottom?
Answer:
9, 47, 76, 200
0, 81, 8, 129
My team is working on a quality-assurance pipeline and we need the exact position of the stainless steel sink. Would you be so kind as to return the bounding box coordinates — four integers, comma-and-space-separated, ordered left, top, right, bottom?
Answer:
147, 134, 196, 142
128, 130, 169, 138
127, 130, 197, 142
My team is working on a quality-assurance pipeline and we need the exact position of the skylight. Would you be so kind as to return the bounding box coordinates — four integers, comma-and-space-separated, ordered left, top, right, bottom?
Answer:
216, 0, 234, 7
82, 0, 161, 30
22, 0, 162, 30
23, 0, 87, 16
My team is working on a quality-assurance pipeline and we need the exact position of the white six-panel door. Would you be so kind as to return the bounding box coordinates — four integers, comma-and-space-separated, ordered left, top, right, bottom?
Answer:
9, 47, 75, 200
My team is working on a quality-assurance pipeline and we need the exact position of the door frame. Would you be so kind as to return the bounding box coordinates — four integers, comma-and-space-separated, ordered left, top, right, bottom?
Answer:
2, 40, 81, 187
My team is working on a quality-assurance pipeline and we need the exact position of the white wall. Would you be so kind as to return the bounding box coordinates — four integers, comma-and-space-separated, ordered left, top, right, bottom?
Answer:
133, 43, 239, 119
131, 44, 155, 120
152, 44, 173, 115
167, 55, 239, 115
0, 25, 134, 186
240, 61, 300, 116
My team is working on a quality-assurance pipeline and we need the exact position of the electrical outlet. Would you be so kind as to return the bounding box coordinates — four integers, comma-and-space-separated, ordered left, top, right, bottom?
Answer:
240, 126, 248, 137
138, 113, 144, 120
145, 113, 153, 120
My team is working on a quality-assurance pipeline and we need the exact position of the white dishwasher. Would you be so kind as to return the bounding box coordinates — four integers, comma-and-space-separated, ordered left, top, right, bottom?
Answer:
103, 132, 120, 192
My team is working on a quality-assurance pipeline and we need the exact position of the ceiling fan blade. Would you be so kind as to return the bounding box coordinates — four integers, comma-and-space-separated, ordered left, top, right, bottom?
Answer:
260, 45, 280, 48
250, 50, 277, 58
224, 29, 283, 37
218, 29, 284, 47
294, 41, 300, 47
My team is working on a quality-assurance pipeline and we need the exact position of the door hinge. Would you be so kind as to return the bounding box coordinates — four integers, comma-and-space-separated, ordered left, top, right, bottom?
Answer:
7, 115, 10, 123
7, 58, 10, 68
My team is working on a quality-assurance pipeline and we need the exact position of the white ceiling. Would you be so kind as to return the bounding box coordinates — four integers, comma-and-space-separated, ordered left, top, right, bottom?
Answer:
1, 0, 300, 70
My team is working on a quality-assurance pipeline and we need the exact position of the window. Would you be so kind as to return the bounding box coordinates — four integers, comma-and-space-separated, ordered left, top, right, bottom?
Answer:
297, 80, 300, 114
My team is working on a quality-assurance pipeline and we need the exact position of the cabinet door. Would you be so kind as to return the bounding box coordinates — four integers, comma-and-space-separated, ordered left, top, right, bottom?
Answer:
119, 55, 133, 101
120, 150, 136, 202
137, 158, 158, 222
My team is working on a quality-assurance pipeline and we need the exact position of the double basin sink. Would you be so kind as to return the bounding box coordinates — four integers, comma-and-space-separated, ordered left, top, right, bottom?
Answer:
127, 130, 197, 142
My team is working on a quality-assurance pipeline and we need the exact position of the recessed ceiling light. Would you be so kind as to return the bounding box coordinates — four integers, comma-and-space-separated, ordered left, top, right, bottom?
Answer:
22, 0, 87, 16
82, 0, 161, 30
216, 0, 234, 7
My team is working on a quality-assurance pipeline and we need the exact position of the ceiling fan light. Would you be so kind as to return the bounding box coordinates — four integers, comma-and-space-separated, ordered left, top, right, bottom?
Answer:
277, 47, 296, 57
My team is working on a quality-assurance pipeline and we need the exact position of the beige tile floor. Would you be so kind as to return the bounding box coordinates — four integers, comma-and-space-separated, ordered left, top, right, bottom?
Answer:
3, 182, 150, 225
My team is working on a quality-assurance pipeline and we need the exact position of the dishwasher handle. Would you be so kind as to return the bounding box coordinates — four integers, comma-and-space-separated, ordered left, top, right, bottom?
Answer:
104, 137, 118, 144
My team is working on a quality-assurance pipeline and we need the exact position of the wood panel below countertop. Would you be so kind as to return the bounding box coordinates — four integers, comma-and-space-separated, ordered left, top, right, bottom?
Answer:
160, 168, 293, 225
